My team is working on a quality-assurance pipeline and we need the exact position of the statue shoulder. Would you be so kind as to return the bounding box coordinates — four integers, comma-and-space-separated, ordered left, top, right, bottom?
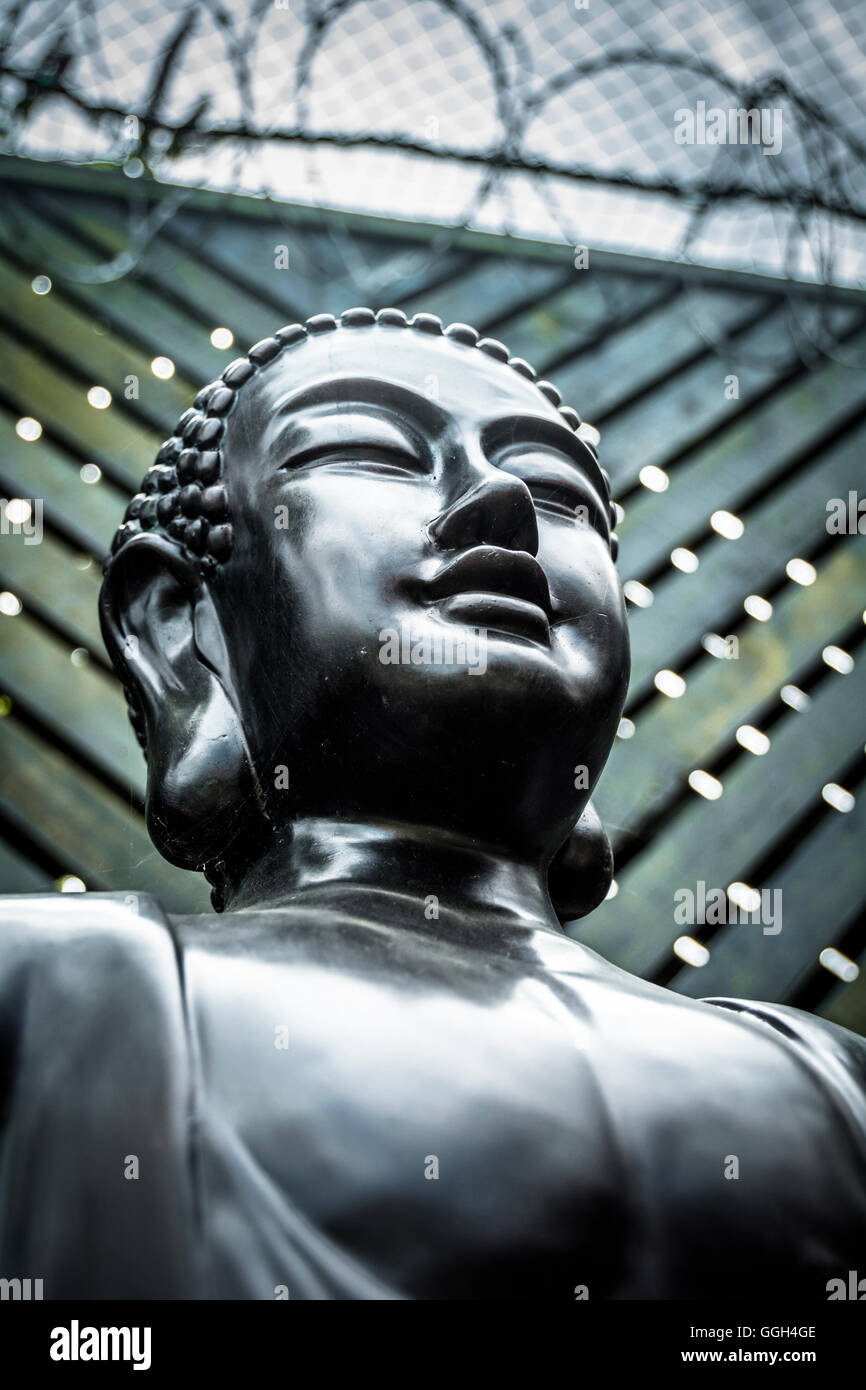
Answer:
0, 892, 201, 1297
0, 889, 177, 961
702, 995, 866, 1129
0, 891, 184, 1038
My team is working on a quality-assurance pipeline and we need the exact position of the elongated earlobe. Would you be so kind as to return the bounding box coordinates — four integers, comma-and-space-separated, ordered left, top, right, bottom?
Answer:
99, 533, 266, 885
548, 802, 614, 924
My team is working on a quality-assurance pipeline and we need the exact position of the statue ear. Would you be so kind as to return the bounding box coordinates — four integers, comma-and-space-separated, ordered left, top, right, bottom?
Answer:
548, 802, 614, 925
99, 533, 265, 875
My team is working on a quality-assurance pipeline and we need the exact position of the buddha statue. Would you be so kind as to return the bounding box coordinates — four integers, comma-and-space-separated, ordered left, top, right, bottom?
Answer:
1, 307, 864, 1300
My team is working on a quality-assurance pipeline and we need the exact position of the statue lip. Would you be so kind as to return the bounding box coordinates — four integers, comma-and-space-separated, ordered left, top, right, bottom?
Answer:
424, 546, 553, 619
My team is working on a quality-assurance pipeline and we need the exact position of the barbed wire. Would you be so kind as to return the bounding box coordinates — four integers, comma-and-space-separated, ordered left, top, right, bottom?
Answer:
0, 0, 864, 368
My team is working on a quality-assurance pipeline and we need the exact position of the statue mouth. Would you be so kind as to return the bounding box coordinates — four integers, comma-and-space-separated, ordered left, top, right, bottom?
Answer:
425, 546, 553, 613
423, 546, 553, 644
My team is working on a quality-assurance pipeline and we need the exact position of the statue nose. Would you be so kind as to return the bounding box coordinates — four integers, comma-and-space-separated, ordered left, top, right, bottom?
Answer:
427, 472, 539, 555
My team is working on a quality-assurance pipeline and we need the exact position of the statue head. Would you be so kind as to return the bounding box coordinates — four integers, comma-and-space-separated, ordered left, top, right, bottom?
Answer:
100, 308, 629, 918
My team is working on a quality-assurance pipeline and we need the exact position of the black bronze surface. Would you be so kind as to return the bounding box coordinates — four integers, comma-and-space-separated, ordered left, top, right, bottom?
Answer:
1, 309, 864, 1299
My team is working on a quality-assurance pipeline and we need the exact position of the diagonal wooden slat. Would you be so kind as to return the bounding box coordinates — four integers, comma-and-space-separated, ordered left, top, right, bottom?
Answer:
600, 305, 862, 493
0, 324, 161, 490
596, 536, 866, 835
0, 714, 209, 911
0, 608, 143, 798
1, 196, 241, 385
819, 947, 866, 1032
579, 657, 866, 980
163, 205, 481, 322
623, 422, 866, 702
616, 321, 866, 580
0, 529, 106, 656
0, 250, 196, 432
493, 274, 674, 373
0, 837, 54, 893
554, 284, 770, 423
31, 192, 290, 345
0, 409, 125, 557
672, 788, 866, 1003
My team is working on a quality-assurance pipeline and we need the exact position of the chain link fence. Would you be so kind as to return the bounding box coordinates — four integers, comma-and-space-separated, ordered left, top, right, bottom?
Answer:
0, 1, 864, 298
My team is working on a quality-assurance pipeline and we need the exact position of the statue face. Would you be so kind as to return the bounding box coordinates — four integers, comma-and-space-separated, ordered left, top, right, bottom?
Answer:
213, 327, 629, 858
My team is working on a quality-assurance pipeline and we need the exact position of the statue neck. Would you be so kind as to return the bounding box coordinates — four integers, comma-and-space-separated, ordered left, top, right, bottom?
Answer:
222, 817, 563, 936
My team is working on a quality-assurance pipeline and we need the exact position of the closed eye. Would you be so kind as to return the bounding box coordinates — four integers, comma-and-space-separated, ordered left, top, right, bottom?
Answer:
279, 443, 426, 476
498, 454, 610, 534
529, 478, 598, 519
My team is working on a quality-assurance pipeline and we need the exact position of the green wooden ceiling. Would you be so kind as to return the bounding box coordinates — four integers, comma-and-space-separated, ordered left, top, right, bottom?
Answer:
1, 160, 864, 1034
